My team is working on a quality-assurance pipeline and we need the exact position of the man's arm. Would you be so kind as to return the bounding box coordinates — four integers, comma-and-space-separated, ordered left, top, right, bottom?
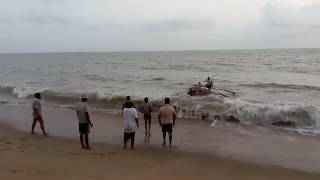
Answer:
135, 118, 139, 128
85, 112, 93, 127
134, 110, 139, 128
173, 108, 176, 126
138, 105, 144, 113
158, 113, 162, 126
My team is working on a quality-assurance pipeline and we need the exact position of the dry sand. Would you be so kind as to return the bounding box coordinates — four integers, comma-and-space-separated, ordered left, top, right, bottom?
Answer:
1, 122, 320, 180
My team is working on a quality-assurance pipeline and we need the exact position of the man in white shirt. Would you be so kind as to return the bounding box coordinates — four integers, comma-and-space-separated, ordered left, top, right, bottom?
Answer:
31, 93, 48, 136
75, 95, 93, 149
123, 102, 139, 150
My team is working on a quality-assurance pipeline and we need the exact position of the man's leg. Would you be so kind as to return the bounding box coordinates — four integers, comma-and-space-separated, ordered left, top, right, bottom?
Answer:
124, 132, 128, 149
162, 131, 166, 146
39, 121, 48, 136
130, 132, 135, 150
169, 132, 173, 147
31, 118, 37, 135
85, 133, 90, 149
144, 118, 148, 136
148, 119, 151, 137
80, 134, 85, 148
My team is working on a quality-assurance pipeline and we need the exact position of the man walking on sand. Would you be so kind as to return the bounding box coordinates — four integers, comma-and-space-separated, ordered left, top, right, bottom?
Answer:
31, 93, 48, 136
139, 97, 153, 140
123, 102, 139, 150
75, 95, 93, 149
158, 97, 176, 147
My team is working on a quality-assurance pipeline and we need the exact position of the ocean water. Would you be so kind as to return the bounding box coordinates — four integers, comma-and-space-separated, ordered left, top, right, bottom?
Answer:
0, 49, 320, 133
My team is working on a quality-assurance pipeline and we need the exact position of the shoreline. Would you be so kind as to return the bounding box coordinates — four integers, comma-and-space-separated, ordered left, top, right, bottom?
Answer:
1, 104, 320, 173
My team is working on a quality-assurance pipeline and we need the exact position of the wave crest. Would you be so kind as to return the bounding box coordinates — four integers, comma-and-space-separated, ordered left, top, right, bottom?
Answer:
224, 99, 320, 128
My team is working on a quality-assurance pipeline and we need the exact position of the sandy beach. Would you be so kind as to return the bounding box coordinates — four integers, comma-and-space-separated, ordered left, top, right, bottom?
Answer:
1, 122, 320, 180
0, 104, 320, 179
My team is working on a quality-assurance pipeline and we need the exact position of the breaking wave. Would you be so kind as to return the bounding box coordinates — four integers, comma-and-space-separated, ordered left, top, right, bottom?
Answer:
0, 84, 166, 109
0, 85, 48, 98
223, 99, 320, 128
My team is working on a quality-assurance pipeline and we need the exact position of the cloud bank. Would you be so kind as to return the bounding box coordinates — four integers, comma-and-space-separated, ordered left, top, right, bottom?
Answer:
0, 0, 319, 53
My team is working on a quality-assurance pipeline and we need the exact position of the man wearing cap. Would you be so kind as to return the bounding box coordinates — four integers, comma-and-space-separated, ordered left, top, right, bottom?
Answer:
75, 95, 93, 149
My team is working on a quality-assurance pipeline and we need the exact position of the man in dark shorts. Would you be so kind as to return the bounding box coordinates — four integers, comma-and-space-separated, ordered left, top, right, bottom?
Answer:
123, 102, 139, 150
139, 97, 153, 140
75, 95, 93, 149
158, 97, 176, 147
31, 93, 48, 136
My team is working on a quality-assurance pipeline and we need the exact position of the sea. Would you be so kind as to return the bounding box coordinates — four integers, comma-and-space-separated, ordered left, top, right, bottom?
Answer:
0, 49, 320, 135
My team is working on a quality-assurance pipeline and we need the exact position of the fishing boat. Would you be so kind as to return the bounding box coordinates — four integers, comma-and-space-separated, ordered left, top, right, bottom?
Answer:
187, 85, 211, 96
187, 83, 235, 97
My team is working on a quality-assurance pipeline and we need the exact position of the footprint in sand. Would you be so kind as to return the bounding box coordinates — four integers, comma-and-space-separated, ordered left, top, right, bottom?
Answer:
108, 151, 118, 155
22, 143, 33, 147
67, 152, 82, 155
10, 170, 24, 173
93, 152, 105, 156
17, 146, 29, 149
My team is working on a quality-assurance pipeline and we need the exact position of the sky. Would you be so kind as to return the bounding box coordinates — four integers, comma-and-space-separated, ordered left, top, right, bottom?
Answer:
0, 0, 320, 53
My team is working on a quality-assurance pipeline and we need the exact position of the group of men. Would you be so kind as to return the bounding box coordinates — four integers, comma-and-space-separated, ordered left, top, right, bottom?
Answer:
31, 93, 176, 150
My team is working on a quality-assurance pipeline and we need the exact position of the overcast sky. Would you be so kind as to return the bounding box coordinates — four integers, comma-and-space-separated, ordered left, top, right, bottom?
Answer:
0, 0, 319, 53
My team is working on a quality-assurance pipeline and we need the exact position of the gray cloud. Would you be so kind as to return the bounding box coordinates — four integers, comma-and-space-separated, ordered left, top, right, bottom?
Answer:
0, 0, 320, 53
141, 18, 215, 32
262, 2, 320, 28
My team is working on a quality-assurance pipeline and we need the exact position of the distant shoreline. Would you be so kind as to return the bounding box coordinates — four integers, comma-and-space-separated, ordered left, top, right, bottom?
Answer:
1, 47, 320, 55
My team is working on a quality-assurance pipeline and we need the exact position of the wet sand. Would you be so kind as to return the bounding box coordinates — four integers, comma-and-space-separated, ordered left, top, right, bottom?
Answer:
0, 104, 320, 175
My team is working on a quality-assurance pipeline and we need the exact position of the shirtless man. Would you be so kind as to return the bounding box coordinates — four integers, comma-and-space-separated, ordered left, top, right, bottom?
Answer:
158, 97, 176, 147
139, 97, 153, 140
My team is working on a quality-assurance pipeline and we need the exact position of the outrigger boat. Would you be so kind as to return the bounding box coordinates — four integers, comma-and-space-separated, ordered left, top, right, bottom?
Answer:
187, 84, 211, 96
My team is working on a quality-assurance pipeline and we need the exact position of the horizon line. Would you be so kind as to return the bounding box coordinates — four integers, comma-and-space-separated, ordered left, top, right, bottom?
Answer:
1, 47, 320, 55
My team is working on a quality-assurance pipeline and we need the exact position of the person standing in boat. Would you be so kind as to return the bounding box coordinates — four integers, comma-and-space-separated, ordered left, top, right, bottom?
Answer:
205, 77, 213, 89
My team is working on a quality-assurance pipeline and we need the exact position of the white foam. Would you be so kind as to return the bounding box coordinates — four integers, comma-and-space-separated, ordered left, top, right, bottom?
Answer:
12, 87, 48, 98
223, 98, 320, 128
